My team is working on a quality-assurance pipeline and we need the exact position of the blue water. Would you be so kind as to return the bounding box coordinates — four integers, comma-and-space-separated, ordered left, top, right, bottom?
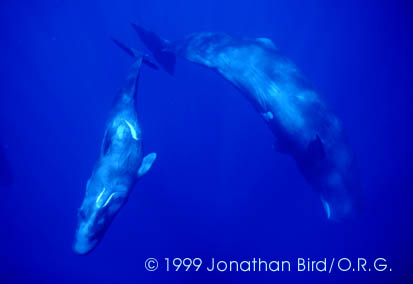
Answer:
1, 0, 411, 283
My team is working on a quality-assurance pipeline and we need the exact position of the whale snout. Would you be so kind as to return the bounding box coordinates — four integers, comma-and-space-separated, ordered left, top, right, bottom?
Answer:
73, 210, 102, 255
73, 228, 99, 255
320, 171, 361, 222
73, 189, 128, 255
72, 211, 109, 255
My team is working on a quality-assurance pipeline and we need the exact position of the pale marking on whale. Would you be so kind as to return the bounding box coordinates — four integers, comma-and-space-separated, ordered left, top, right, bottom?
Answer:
124, 120, 138, 140
95, 187, 106, 208
322, 199, 331, 219
102, 192, 115, 208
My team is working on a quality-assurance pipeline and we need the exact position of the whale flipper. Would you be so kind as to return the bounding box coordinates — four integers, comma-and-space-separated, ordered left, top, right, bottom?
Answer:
131, 24, 176, 75
138, 153, 157, 178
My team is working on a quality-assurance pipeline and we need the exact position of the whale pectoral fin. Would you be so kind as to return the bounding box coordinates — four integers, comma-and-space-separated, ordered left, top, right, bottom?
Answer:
137, 153, 157, 178
308, 135, 325, 160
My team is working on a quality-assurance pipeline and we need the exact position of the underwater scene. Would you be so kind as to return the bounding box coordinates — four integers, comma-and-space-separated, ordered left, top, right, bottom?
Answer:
0, 0, 412, 283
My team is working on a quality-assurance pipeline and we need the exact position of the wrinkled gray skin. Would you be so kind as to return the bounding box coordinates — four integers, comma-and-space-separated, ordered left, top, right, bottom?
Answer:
73, 56, 156, 255
138, 29, 360, 221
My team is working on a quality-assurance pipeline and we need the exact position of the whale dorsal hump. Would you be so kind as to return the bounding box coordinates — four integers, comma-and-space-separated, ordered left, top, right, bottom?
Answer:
138, 153, 157, 178
308, 135, 325, 160
255, 37, 277, 50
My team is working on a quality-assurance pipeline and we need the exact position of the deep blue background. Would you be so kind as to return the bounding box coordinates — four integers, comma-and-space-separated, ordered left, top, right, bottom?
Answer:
0, 0, 412, 283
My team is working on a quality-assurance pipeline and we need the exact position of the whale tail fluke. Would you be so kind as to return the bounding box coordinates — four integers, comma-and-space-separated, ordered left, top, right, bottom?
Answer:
112, 38, 159, 70
131, 24, 176, 75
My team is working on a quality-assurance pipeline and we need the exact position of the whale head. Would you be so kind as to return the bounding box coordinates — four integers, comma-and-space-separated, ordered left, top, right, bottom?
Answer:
298, 134, 361, 221
73, 179, 128, 255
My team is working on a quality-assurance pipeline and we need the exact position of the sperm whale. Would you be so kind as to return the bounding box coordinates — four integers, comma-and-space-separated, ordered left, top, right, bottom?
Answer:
133, 25, 361, 221
73, 45, 157, 254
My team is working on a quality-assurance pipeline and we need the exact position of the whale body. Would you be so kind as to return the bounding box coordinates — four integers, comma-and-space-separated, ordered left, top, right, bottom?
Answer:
73, 51, 156, 255
133, 25, 361, 221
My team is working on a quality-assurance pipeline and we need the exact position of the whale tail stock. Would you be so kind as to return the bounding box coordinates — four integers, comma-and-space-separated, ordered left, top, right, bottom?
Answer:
112, 39, 158, 101
131, 23, 176, 75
